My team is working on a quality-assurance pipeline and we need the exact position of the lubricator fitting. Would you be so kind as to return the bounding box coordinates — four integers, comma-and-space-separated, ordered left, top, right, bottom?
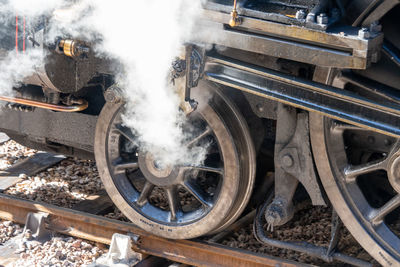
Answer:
58, 39, 90, 58
229, 0, 242, 27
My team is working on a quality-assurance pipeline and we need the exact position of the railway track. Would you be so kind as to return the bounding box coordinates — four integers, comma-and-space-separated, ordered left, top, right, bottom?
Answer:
0, 150, 311, 267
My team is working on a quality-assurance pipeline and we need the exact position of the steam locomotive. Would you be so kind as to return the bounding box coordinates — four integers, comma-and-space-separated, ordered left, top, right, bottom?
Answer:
0, 1, 399, 266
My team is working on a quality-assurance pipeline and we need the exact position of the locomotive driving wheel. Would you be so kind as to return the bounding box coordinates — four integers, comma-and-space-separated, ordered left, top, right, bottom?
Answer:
311, 58, 400, 266
94, 81, 255, 239
311, 113, 400, 266
310, 5, 400, 265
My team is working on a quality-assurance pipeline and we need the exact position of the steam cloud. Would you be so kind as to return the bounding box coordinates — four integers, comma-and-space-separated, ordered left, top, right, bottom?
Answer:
0, 1, 48, 97
2, 0, 209, 167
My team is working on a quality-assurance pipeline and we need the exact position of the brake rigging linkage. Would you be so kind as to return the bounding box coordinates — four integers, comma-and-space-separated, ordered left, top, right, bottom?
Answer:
264, 104, 326, 231
254, 197, 372, 267
253, 104, 371, 266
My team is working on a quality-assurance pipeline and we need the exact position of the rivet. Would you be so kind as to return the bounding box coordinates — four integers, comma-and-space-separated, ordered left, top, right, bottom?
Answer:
282, 154, 294, 168
368, 136, 375, 144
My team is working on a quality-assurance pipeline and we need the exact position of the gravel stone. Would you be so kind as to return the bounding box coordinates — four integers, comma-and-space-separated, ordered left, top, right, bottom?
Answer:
104, 207, 129, 222
0, 139, 384, 266
222, 202, 379, 266
0, 141, 106, 266
5, 158, 104, 208
0, 220, 23, 244
15, 236, 106, 267
0, 141, 36, 171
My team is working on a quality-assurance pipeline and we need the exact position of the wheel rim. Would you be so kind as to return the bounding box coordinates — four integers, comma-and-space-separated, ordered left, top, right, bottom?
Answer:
310, 5, 400, 262
108, 105, 232, 225
310, 77, 400, 265
95, 82, 255, 238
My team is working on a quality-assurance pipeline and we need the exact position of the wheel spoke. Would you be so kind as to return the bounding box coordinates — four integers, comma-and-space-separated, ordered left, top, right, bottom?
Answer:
186, 127, 213, 148
183, 180, 212, 207
331, 121, 366, 132
189, 166, 224, 176
165, 187, 180, 221
388, 140, 400, 157
115, 124, 136, 144
369, 195, 400, 225
137, 182, 154, 207
344, 159, 387, 183
114, 162, 139, 174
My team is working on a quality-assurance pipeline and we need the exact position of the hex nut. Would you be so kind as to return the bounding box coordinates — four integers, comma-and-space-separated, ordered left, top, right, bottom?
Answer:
331, 8, 341, 19
358, 28, 371, 39
370, 21, 382, 33
295, 10, 307, 20
306, 13, 315, 23
317, 13, 329, 25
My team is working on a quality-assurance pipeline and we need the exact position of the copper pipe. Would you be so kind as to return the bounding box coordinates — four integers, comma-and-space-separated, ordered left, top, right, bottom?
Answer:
0, 96, 88, 112
233, 0, 237, 9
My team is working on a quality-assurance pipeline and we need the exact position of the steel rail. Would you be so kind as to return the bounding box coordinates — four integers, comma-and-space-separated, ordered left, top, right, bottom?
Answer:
0, 193, 310, 267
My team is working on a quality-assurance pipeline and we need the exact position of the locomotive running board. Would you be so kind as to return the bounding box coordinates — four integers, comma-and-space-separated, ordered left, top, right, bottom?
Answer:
204, 55, 400, 138
199, 9, 383, 70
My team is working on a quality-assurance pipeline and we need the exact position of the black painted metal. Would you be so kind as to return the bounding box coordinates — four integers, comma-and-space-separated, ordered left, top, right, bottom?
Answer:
204, 54, 400, 138
0, 107, 97, 158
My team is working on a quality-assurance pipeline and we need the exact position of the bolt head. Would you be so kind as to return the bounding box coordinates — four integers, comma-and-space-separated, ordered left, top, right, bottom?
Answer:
282, 154, 294, 168
306, 13, 315, 23
384, 139, 392, 146
370, 21, 382, 33
296, 10, 307, 20
358, 28, 371, 39
256, 104, 264, 113
317, 13, 329, 25
331, 8, 341, 19
368, 136, 375, 144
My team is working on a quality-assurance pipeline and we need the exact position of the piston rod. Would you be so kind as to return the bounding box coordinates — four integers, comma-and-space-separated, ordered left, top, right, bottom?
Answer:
204, 54, 400, 138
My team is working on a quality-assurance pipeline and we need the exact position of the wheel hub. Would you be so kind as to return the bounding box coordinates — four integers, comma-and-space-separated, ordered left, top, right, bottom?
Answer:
138, 152, 181, 187
388, 150, 400, 194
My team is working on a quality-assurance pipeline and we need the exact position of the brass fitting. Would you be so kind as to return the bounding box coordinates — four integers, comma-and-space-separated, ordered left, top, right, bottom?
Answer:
58, 39, 90, 58
59, 39, 76, 57
229, 0, 241, 27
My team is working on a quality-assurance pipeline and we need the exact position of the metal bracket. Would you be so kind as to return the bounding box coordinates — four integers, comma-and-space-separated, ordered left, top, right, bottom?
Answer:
22, 212, 51, 243
265, 104, 326, 230
92, 233, 142, 267
172, 45, 206, 115
279, 112, 326, 206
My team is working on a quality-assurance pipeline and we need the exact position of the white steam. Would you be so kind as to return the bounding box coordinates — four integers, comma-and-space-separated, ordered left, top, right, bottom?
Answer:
4, 0, 207, 167
0, 50, 45, 97
0, 2, 47, 97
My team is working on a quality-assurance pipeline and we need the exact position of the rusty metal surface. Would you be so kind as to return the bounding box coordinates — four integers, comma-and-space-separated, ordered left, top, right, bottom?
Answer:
0, 193, 311, 267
